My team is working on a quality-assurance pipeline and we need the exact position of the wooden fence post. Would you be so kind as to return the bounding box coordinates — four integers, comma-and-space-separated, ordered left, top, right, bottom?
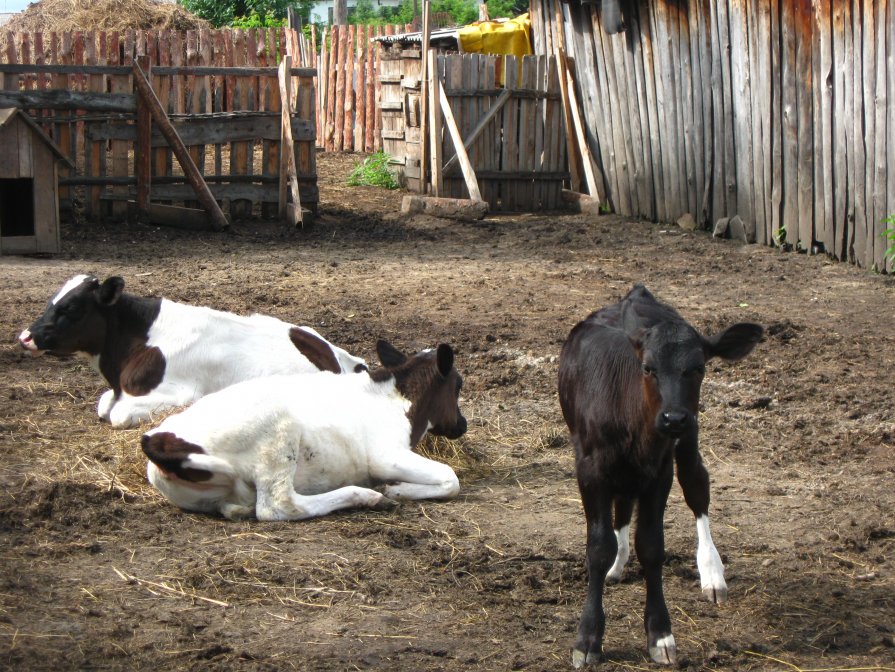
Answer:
135, 55, 152, 223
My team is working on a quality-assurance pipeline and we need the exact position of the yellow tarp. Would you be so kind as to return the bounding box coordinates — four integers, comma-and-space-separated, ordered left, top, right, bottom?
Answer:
457, 13, 532, 58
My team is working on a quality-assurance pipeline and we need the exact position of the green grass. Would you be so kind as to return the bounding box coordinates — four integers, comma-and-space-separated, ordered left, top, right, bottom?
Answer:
347, 151, 400, 190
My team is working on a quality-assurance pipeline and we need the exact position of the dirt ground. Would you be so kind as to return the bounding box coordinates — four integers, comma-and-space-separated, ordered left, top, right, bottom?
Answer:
1, 153, 893, 672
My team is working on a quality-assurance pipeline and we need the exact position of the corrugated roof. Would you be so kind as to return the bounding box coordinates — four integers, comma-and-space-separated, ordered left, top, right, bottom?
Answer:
372, 27, 459, 44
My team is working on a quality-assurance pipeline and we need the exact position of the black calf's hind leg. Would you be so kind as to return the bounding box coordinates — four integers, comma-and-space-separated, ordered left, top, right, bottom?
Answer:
606, 496, 634, 583
573, 488, 616, 668
675, 441, 727, 603
637, 468, 676, 665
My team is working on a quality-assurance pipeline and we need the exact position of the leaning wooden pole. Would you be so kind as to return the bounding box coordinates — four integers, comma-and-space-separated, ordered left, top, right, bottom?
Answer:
132, 61, 228, 232
279, 55, 303, 226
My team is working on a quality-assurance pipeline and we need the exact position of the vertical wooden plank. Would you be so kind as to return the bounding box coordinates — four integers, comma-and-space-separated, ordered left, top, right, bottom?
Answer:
108, 32, 128, 219
334, 25, 348, 151
717, 1, 737, 219
875, 0, 891, 269
812, 3, 828, 254
630, 1, 656, 221
688, 0, 705, 225
155, 30, 172, 193
325, 26, 338, 151
849, 2, 865, 262
781, 0, 799, 247
355, 27, 366, 152
365, 26, 376, 152
599, 8, 631, 214
610, 25, 642, 215
857, 0, 875, 265
636, 0, 661, 218
213, 30, 225, 178
753, 0, 772, 244
136, 56, 152, 222
730, 1, 754, 237
676, 3, 696, 218
708, 1, 726, 225
428, 49, 442, 197
343, 25, 356, 152
831, 2, 847, 257
817, 2, 834, 253
796, 0, 815, 253
887, 0, 895, 272
652, 1, 678, 217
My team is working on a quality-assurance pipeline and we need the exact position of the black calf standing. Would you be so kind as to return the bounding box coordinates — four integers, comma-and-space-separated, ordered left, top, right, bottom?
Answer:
558, 285, 763, 667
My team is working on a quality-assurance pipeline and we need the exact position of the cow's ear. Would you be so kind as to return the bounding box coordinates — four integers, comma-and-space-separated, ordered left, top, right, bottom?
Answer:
435, 344, 454, 377
97, 277, 125, 306
376, 340, 406, 368
705, 323, 764, 361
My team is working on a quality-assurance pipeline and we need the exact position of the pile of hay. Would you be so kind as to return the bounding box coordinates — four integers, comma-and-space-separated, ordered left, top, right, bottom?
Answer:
5, 0, 209, 33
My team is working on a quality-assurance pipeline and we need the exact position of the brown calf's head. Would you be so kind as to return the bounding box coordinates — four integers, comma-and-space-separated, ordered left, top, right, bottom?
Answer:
375, 340, 467, 445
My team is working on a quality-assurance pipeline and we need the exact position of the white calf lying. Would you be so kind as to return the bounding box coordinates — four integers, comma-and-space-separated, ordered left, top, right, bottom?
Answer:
142, 341, 467, 520
18, 274, 366, 428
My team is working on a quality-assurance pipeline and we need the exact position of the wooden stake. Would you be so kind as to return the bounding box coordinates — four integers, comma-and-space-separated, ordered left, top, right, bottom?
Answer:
135, 55, 152, 223
559, 47, 603, 202
278, 55, 303, 226
429, 49, 443, 197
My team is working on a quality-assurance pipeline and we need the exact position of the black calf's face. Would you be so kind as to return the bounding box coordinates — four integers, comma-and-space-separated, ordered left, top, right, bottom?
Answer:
637, 320, 764, 438
18, 275, 123, 355
638, 323, 706, 437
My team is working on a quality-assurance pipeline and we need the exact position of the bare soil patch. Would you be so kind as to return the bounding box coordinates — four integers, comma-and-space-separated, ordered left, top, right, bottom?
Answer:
1, 152, 893, 671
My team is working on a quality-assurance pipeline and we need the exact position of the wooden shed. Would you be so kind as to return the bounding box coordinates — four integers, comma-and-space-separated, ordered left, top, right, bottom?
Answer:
0, 108, 73, 255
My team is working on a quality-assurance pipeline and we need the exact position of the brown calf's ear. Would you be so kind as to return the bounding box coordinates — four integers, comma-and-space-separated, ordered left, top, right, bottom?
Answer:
97, 276, 125, 306
436, 343, 454, 377
705, 323, 764, 361
376, 339, 407, 368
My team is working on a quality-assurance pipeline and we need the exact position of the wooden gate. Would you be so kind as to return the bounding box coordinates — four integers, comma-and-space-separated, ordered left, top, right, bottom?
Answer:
377, 47, 569, 211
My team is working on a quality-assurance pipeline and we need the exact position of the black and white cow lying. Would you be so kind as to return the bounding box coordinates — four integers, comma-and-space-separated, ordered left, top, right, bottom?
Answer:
141, 340, 467, 521
18, 274, 366, 428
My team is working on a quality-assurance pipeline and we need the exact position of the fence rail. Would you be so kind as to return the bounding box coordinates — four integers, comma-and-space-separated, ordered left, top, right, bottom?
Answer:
532, 0, 895, 272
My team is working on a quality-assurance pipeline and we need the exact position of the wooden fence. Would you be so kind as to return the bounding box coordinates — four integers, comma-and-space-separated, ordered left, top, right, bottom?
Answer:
532, 0, 895, 272
435, 53, 567, 210
316, 23, 412, 153
0, 28, 316, 221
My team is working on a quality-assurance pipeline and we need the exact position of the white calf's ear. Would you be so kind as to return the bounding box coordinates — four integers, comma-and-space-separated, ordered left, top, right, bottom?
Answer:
436, 344, 454, 377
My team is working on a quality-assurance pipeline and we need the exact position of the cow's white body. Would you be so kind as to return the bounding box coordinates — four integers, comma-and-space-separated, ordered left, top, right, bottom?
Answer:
145, 371, 461, 521
99, 300, 362, 428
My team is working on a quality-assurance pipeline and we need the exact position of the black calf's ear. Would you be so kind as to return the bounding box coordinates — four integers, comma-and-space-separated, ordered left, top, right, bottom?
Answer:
377, 340, 407, 368
97, 276, 125, 306
436, 343, 454, 377
705, 323, 764, 361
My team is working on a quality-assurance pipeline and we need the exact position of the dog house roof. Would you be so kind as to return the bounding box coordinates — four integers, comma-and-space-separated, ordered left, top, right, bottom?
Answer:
0, 108, 75, 169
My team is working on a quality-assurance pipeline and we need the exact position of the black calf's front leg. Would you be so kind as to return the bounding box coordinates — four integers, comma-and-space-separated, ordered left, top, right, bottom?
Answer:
675, 439, 727, 603
573, 488, 616, 668
636, 470, 675, 665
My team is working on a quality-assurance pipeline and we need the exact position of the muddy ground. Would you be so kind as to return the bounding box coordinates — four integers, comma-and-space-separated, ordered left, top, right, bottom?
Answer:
1, 153, 893, 671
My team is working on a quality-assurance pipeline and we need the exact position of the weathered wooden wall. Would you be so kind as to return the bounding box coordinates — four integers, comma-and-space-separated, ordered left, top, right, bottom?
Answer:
531, 0, 895, 272
0, 28, 316, 220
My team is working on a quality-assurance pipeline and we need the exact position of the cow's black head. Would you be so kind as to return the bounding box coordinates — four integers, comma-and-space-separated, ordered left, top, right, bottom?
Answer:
18, 275, 124, 355
634, 320, 764, 438
376, 340, 468, 445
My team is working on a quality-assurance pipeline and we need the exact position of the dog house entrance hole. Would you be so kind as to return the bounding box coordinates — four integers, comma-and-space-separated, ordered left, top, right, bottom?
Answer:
0, 178, 36, 238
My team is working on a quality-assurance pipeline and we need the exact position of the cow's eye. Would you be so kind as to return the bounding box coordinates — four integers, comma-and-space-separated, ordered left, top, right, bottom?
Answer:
642, 364, 656, 377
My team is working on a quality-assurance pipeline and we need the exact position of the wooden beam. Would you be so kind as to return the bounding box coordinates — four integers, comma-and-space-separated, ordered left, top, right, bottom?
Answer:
0, 89, 135, 112
438, 79, 483, 202
550, 2, 582, 193
131, 61, 229, 232
278, 55, 303, 226
442, 87, 512, 175
559, 47, 604, 202
126, 201, 212, 231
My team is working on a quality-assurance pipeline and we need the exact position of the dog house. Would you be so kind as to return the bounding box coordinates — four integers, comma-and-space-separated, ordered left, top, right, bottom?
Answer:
0, 108, 73, 255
